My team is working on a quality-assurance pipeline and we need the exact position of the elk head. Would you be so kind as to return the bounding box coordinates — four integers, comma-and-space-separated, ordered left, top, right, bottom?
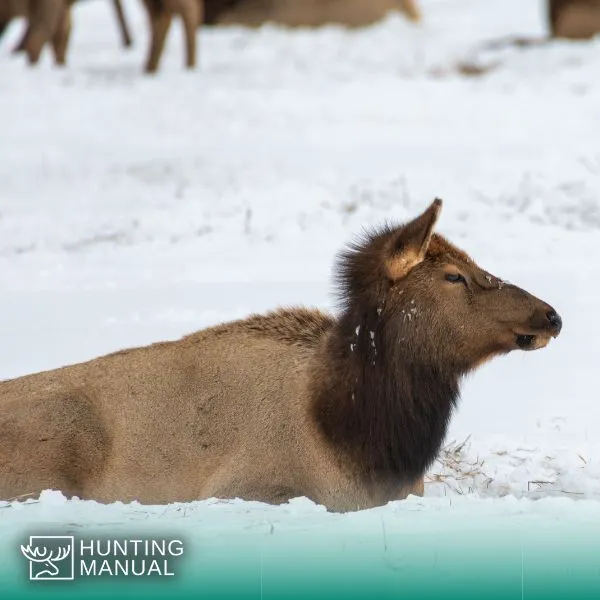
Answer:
338, 199, 562, 374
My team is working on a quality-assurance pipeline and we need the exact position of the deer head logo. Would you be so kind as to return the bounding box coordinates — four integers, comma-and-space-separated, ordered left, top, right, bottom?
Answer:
20, 536, 75, 580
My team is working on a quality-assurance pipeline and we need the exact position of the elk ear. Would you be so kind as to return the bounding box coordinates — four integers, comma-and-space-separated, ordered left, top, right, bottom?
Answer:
386, 198, 442, 280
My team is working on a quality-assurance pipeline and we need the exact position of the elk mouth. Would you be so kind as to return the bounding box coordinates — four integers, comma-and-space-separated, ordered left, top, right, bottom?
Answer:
514, 332, 553, 351
515, 334, 536, 350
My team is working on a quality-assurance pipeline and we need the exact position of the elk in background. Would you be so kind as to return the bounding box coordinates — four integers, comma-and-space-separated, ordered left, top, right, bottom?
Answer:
135, 0, 420, 73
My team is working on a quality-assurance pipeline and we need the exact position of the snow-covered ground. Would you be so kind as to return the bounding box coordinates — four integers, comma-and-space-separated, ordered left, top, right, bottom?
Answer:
1, 0, 600, 531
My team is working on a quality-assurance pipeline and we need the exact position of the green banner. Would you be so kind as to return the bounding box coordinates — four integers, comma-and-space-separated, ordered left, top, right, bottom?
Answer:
2, 496, 600, 599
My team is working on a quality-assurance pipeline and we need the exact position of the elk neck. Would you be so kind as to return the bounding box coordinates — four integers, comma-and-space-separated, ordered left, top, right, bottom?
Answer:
311, 303, 461, 484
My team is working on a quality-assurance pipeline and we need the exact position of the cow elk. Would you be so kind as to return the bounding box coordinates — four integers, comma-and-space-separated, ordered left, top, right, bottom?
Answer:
0, 200, 562, 511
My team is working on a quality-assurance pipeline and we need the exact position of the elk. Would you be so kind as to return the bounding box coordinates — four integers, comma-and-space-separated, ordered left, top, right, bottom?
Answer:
145, 0, 421, 72
0, 200, 561, 511
0, 0, 132, 67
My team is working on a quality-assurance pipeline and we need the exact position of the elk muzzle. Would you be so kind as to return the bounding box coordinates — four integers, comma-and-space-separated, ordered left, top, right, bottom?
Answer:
514, 305, 562, 351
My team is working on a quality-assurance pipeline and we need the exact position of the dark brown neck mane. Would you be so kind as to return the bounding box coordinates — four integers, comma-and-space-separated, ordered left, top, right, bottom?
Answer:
313, 304, 459, 483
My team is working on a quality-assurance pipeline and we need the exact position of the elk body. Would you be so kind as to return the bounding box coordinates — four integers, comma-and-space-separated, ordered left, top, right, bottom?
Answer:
0, 201, 561, 511
211, 0, 421, 28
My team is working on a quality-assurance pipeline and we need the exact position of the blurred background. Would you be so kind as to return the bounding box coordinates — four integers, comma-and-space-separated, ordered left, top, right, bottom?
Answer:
1, 0, 599, 498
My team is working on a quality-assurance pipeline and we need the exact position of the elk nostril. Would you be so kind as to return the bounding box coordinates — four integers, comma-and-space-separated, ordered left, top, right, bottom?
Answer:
546, 310, 562, 333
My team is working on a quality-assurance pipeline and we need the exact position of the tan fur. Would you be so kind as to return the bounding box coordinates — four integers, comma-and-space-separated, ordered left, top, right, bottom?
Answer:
549, 0, 600, 38
0, 311, 415, 510
0, 201, 561, 511
214, 0, 421, 28
141, 0, 203, 73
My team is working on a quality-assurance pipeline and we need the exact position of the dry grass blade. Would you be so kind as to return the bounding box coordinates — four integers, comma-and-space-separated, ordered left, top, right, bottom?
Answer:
426, 437, 494, 496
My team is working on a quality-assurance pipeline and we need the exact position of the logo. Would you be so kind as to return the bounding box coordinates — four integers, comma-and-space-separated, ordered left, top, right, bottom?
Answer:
20, 535, 184, 582
21, 536, 75, 581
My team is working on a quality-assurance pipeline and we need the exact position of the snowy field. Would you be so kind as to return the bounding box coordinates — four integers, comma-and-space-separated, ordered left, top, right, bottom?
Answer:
1, 0, 600, 534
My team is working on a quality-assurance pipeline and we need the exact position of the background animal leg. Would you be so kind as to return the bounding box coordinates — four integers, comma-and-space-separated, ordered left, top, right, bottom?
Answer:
23, 0, 63, 66
51, 7, 72, 66
179, 0, 201, 69
146, 11, 172, 73
113, 0, 133, 48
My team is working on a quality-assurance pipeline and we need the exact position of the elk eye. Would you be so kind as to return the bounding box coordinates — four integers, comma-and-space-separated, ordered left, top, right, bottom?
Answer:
445, 273, 466, 284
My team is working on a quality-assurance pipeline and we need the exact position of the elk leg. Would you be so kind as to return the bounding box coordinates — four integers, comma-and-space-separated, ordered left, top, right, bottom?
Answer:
399, 0, 421, 22
24, 27, 47, 65
51, 6, 71, 66
113, 0, 133, 48
24, 0, 63, 66
145, 11, 173, 73
179, 0, 200, 69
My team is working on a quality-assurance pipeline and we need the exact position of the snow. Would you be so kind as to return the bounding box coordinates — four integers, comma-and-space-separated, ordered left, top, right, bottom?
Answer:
1, 0, 600, 533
